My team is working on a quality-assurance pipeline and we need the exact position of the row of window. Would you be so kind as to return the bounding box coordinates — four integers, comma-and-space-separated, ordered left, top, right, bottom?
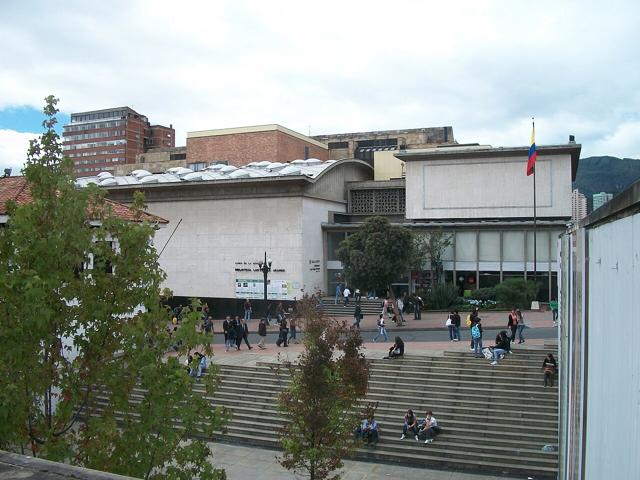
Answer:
64, 130, 125, 142
71, 110, 139, 123
63, 139, 127, 151
67, 149, 126, 158
64, 120, 125, 133
74, 157, 124, 166
75, 166, 115, 173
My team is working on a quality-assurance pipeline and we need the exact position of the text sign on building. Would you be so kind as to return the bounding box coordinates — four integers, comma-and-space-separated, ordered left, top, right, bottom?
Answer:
235, 279, 294, 300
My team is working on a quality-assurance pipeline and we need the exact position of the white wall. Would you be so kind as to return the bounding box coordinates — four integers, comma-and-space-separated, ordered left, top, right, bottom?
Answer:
405, 153, 573, 219
149, 196, 307, 298
584, 212, 640, 479
146, 195, 343, 300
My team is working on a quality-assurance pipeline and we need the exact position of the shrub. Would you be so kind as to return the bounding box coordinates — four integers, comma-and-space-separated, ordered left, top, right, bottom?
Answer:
468, 287, 496, 302
425, 283, 460, 310
495, 279, 539, 309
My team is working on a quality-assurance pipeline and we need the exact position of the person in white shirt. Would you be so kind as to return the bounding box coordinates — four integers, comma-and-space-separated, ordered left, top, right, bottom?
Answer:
354, 415, 379, 446
343, 287, 351, 306
417, 411, 441, 443
373, 314, 388, 342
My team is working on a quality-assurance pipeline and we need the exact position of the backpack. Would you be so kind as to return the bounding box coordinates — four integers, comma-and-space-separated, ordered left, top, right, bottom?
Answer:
471, 324, 481, 339
466, 314, 472, 327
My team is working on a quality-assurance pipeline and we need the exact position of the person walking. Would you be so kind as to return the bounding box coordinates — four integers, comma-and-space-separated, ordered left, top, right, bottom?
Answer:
516, 309, 526, 343
335, 283, 342, 305
227, 317, 237, 352
257, 317, 267, 349
507, 308, 518, 343
397, 296, 405, 324
234, 316, 244, 350
222, 315, 231, 351
289, 317, 298, 343
354, 288, 362, 303
353, 303, 362, 329
373, 314, 388, 342
240, 318, 252, 349
549, 298, 559, 326
277, 316, 289, 347
243, 299, 252, 321
343, 286, 351, 306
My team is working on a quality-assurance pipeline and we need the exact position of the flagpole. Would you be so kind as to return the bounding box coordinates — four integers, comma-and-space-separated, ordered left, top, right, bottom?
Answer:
532, 118, 537, 285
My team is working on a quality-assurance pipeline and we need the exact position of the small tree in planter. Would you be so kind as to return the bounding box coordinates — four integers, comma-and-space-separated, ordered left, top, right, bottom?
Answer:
277, 297, 370, 480
495, 279, 539, 309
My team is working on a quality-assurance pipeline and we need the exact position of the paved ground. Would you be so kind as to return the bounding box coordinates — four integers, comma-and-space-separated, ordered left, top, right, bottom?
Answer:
208, 441, 526, 480
173, 309, 558, 366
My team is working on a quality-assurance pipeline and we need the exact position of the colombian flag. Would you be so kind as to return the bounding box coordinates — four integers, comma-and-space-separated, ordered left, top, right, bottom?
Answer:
526, 123, 537, 176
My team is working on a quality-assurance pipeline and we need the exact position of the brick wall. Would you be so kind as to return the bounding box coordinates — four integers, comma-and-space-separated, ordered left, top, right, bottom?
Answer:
276, 131, 328, 161
187, 130, 328, 166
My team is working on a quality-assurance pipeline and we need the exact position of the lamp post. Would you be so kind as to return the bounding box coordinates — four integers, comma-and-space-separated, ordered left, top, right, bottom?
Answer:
258, 252, 272, 316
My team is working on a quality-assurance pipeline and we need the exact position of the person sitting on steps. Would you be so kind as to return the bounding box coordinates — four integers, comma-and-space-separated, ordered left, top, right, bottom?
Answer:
542, 353, 557, 387
354, 414, 379, 446
417, 410, 441, 443
489, 331, 511, 366
400, 409, 419, 439
384, 336, 404, 359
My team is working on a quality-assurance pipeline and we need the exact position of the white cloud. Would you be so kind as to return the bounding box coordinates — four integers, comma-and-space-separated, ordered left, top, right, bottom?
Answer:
0, 0, 639, 159
0, 129, 38, 176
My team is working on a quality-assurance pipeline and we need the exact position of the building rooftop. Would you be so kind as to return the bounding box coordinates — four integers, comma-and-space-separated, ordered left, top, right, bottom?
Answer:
0, 176, 167, 224
76, 158, 338, 188
396, 142, 583, 180
187, 124, 328, 149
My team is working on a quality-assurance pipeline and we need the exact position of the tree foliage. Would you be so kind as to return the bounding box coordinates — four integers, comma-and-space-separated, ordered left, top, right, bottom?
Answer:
0, 96, 227, 479
277, 297, 370, 480
413, 230, 453, 286
495, 278, 539, 309
336, 216, 414, 294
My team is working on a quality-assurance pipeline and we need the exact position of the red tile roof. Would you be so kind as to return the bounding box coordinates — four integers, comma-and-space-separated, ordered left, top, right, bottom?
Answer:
0, 176, 168, 224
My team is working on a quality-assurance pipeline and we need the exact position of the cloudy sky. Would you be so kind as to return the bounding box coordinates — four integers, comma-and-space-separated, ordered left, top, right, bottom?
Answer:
1, 0, 639, 174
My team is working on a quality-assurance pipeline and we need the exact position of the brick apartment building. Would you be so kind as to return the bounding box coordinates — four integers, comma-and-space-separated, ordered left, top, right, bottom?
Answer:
186, 124, 328, 168
62, 107, 175, 177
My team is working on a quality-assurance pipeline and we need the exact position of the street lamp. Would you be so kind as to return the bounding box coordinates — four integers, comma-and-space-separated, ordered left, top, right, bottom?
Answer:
258, 252, 272, 316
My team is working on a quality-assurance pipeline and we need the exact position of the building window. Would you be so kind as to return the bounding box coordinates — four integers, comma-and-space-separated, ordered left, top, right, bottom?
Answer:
188, 162, 206, 172
350, 188, 405, 214
328, 141, 349, 149
170, 153, 186, 161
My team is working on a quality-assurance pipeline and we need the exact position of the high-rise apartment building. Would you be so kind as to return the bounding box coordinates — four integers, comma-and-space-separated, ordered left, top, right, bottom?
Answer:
593, 191, 614, 211
62, 107, 174, 177
571, 188, 587, 221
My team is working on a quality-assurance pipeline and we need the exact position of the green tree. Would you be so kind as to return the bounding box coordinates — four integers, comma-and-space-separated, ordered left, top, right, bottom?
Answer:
413, 230, 453, 286
495, 278, 539, 309
278, 297, 370, 480
0, 96, 227, 479
337, 216, 414, 317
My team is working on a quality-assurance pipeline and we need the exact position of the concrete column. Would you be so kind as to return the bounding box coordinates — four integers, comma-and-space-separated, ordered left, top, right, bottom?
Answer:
499, 230, 504, 283
475, 230, 480, 290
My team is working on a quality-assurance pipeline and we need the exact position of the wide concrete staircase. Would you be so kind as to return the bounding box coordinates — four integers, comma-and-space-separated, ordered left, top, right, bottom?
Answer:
90, 348, 559, 478
320, 296, 387, 317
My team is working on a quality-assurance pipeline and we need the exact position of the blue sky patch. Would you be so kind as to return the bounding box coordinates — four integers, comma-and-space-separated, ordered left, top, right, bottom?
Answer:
0, 106, 69, 134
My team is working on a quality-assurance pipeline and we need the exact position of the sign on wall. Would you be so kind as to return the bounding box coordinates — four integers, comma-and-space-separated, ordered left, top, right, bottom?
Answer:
235, 278, 294, 300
